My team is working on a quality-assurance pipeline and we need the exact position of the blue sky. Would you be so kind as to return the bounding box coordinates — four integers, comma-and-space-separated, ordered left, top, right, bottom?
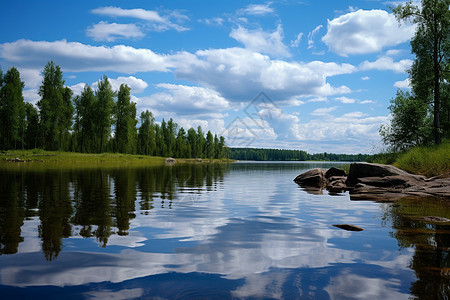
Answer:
0, 0, 417, 154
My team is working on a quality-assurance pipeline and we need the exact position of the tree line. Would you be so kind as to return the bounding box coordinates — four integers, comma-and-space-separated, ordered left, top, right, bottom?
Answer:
0, 61, 228, 159
229, 148, 369, 162
380, 0, 449, 151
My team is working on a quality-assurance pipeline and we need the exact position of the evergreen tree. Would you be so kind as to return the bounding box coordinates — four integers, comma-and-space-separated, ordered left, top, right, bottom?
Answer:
74, 85, 97, 153
95, 76, 114, 153
206, 130, 214, 158
138, 110, 155, 155
0, 67, 25, 149
187, 128, 198, 158
37, 61, 67, 150
115, 84, 136, 153
24, 102, 39, 149
197, 126, 205, 158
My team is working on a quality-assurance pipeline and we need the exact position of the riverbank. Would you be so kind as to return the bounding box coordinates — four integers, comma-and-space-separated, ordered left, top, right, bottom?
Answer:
369, 140, 450, 177
0, 149, 233, 169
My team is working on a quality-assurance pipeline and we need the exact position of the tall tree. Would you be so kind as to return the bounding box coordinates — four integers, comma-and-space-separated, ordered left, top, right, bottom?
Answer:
37, 61, 67, 150
24, 102, 39, 149
95, 76, 114, 153
393, 0, 450, 144
115, 84, 137, 153
138, 110, 155, 155
74, 85, 97, 153
206, 130, 214, 158
0, 67, 25, 149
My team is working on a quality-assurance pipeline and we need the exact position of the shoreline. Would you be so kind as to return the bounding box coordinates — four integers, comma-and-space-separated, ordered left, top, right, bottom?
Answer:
0, 150, 234, 170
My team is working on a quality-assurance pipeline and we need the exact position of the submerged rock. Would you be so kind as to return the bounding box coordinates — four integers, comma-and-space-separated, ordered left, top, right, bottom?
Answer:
332, 224, 364, 231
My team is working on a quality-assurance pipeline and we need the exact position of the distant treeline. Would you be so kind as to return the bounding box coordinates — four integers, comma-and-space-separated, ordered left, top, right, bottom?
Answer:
0, 62, 228, 159
229, 148, 369, 162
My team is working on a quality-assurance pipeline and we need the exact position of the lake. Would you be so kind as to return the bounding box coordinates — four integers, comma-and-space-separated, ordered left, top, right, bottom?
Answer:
0, 162, 449, 299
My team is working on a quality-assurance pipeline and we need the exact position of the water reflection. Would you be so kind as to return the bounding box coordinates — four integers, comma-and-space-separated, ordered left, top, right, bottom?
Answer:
384, 197, 450, 299
0, 163, 449, 298
0, 164, 228, 260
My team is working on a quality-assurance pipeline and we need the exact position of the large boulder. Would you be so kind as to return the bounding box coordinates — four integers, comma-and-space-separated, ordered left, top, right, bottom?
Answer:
293, 168, 327, 187
325, 167, 346, 179
294, 162, 449, 201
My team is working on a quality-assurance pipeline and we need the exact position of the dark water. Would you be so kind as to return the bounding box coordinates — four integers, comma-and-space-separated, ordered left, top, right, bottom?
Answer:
0, 162, 449, 299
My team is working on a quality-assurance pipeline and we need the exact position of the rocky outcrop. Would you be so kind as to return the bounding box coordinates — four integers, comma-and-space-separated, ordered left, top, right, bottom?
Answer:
294, 162, 450, 201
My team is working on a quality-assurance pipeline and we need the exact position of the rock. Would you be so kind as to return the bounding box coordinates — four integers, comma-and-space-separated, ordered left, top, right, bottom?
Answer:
417, 216, 450, 223
164, 157, 176, 164
325, 167, 346, 179
294, 162, 450, 201
293, 168, 327, 187
333, 224, 364, 231
326, 176, 348, 192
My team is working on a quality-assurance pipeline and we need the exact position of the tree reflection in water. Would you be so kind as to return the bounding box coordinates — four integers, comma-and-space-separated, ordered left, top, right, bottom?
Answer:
0, 163, 228, 260
385, 197, 450, 299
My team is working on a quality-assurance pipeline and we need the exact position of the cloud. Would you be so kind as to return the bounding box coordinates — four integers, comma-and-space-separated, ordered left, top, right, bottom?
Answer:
360, 56, 412, 73
169, 47, 355, 102
92, 76, 148, 93
86, 22, 145, 42
290, 32, 303, 48
0, 39, 168, 73
311, 106, 338, 116
17, 68, 42, 88
239, 3, 274, 16
1, 40, 355, 106
361, 76, 370, 81
230, 24, 291, 57
394, 78, 411, 88
335, 96, 356, 104
23, 88, 40, 105
322, 9, 415, 56
137, 84, 230, 117
91, 6, 188, 32
308, 25, 323, 49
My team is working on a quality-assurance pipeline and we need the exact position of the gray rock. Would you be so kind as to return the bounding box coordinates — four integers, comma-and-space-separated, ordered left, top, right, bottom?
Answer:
293, 168, 327, 187
325, 167, 346, 179
294, 162, 450, 201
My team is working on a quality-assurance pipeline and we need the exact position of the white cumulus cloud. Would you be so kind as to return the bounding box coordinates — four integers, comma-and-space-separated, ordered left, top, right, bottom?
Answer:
86, 22, 145, 42
239, 3, 274, 16
230, 24, 291, 58
0, 39, 168, 73
360, 56, 413, 73
322, 9, 415, 56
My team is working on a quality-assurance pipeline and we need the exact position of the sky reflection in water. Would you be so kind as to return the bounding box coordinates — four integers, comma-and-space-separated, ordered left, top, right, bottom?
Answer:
0, 162, 448, 299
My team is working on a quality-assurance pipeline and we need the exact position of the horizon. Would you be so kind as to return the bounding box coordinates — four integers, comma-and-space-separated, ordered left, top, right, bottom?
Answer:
0, 0, 416, 154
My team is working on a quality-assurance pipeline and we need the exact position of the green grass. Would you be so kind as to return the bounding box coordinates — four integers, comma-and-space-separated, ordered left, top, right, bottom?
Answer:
394, 140, 450, 177
0, 149, 233, 170
370, 140, 450, 177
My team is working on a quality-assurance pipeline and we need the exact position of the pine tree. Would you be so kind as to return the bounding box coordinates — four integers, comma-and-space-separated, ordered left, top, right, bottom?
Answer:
0, 67, 25, 149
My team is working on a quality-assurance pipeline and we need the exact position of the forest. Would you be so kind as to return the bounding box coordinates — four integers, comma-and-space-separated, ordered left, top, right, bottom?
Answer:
0, 62, 228, 159
229, 147, 369, 161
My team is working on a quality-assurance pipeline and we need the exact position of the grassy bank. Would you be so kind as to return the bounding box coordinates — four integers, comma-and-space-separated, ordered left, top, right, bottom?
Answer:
0, 149, 232, 170
369, 140, 450, 177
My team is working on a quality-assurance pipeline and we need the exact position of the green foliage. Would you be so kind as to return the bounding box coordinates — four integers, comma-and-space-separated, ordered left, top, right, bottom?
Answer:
0, 67, 25, 150
1, 61, 228, 159
115, 84, 136, 154
229, 148, 369, 161
379, 90, 432, 151
390, 0, 450, 145
74, 85, 97, 153
38, 61, 67, 151
95, 75, 115, 153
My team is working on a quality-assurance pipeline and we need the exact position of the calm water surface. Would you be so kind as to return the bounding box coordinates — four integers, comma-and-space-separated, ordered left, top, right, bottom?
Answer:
0, 162, 449, 299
